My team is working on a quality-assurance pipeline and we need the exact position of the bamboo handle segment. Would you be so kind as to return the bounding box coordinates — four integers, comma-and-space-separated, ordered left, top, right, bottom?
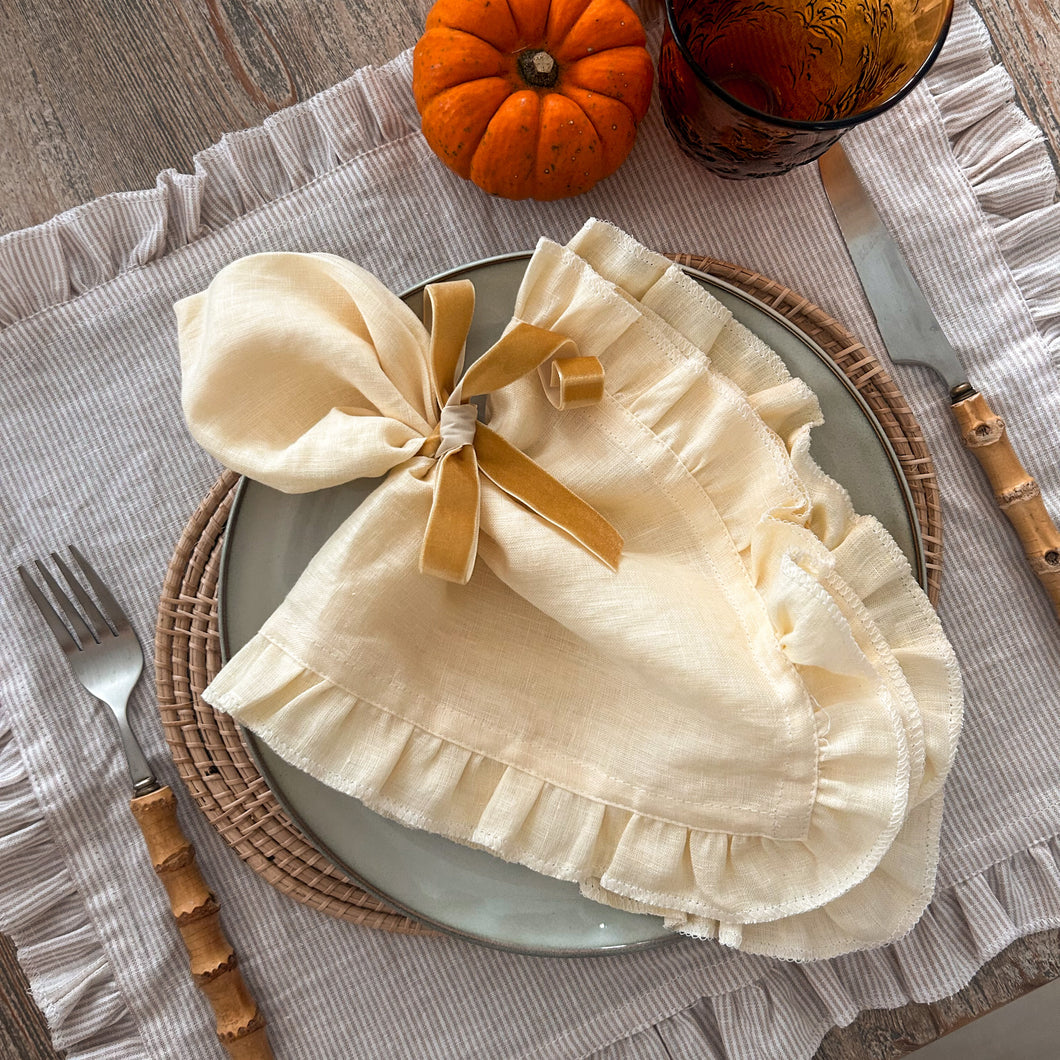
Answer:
951, 389, 1060, 619
130, 786, 274, 1060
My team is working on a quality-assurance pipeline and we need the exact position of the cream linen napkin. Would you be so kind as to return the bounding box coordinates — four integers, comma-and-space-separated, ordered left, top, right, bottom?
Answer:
177, 218, 962, 961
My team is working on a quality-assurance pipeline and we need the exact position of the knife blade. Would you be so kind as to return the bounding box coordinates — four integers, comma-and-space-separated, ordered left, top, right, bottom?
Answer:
818, 141, 1060, 619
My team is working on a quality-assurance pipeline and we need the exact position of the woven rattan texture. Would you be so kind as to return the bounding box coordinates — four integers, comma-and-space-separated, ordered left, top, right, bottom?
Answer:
155, 470, 435, 933
154, 261, 943, 931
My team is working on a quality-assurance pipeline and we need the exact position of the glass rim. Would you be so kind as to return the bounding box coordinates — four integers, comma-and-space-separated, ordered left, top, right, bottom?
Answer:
662, 0, 956, 133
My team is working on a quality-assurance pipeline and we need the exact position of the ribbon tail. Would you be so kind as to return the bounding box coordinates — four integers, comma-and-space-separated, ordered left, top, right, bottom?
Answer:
474, 424, 623, 572
420, 445, 481, 584
424, 280, 476, 407
458, 322, 578, 399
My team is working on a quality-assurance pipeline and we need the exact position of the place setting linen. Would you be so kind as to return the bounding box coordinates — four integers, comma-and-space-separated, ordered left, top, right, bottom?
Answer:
1, 1, 1059, 1058
178, 216, 962, 961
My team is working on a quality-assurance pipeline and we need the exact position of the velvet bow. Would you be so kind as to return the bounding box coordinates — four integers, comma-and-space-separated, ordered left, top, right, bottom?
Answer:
416, 278, 621, 583
177, 252, 622, 586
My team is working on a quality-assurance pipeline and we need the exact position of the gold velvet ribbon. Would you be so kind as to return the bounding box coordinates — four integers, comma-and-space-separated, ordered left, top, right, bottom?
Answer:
416, 280, 622, 584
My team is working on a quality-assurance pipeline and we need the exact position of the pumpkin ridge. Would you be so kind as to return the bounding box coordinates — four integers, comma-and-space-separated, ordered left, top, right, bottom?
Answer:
495, 0, 520, 28
414, 0, 651, 199
414, 28, 515, 109
532, 92, 605, 199
470, 90, 541, 197
426, 25, 510, 57
505, 0, 551, 43
557, 79, 637, 128
420, 77, 513, 177
434, 74, 519, 96
551, 0, 647, 63
426, 0, 522, 50
563, 47, 653, 120
543, 0, 596, 49
561, 89, 633, 151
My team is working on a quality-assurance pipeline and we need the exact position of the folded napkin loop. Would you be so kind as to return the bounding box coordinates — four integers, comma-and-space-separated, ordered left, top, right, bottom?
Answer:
417, 280, 622, 584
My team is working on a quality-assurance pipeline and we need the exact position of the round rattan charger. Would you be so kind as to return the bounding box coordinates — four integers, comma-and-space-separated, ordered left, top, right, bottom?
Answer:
154, 257, 944, 935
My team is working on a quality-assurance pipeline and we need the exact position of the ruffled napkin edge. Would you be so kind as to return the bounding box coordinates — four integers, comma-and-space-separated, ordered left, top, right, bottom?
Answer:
201, 221, 962, 958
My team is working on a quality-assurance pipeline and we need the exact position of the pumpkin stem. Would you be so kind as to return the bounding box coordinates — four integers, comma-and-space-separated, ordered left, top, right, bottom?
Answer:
518, 49, 559, 88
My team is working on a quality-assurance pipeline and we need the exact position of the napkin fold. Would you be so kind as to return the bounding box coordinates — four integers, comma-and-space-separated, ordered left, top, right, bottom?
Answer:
177, 219, 962, 960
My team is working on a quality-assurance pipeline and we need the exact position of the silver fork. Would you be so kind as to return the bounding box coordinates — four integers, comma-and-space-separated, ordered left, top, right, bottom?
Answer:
18, 546, 156, 794
18, 547, 273, 1060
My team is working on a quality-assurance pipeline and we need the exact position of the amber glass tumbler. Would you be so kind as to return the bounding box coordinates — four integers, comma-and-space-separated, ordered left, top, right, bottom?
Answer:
659, 0, 954, 179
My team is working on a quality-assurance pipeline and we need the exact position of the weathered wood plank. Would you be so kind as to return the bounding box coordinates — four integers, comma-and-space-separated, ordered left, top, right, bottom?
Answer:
974, 0, 1060, 172
0, 0, 429, 233
815, 929, 1060, 1058
1, 0, 1056, 235
0, 934, 61, 1060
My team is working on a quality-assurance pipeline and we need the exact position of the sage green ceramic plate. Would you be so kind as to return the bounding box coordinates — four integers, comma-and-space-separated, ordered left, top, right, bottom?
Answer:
218, 254, 925, 956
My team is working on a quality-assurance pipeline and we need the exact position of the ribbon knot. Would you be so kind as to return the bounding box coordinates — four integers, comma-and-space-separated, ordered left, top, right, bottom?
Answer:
417, 280, 623, 584
435, 401, 479, 460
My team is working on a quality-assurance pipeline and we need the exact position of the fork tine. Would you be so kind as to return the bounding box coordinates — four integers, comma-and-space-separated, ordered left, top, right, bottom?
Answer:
67, 546, 132, 633
52, 550, 116, 640
17, 565, 83, 653
33, 559, 100, 645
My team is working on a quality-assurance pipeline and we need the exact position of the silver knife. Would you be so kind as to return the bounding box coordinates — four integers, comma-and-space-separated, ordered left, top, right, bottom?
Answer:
818, 141, 1060, 619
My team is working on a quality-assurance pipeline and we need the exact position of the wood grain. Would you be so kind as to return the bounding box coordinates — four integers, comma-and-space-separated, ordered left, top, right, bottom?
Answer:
1, 0, 1056, 236
0, 0, 430, 234
2, 0, 1059, 1057
0, 934, 61, 1060
816, 929, 1060, 1058
975, 0, 1060, 171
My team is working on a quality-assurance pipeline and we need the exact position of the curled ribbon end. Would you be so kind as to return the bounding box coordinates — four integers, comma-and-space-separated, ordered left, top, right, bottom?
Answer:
548, 356, 606, 409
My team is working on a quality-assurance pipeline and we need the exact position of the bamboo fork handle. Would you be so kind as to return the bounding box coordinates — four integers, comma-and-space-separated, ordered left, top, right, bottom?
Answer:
129, 786, 274, 1060
951, 389, 1060, 619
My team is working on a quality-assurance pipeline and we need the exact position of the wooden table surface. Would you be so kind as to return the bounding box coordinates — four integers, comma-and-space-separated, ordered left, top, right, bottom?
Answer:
1, 1, 1058, 1057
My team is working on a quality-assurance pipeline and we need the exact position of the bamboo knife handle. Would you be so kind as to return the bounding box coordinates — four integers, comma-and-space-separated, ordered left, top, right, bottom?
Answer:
129, 786, 274, 1060
951, 389, 1060, 618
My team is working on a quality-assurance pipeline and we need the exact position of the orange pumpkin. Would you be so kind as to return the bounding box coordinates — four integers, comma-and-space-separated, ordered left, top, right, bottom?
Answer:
412, 0, 654, 201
